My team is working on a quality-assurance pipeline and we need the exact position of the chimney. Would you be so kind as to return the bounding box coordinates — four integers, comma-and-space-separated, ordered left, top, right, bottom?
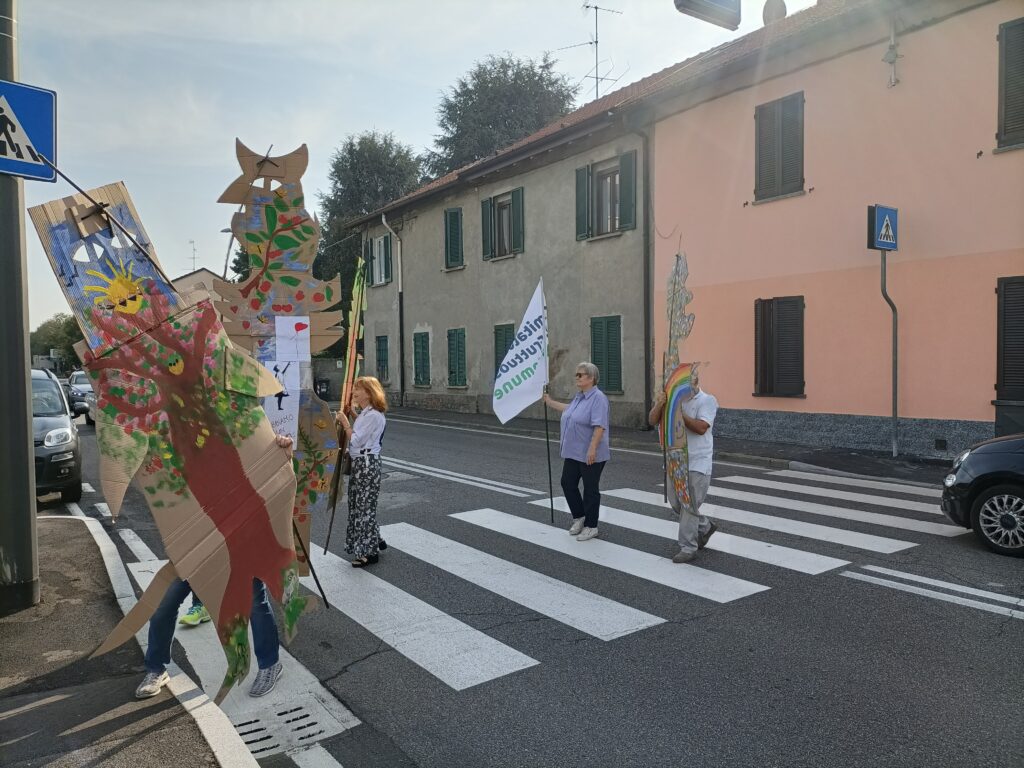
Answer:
763, 0, 788, 24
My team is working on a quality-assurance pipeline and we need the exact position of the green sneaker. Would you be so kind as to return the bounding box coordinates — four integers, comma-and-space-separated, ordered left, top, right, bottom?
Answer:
179, 604, 211, 627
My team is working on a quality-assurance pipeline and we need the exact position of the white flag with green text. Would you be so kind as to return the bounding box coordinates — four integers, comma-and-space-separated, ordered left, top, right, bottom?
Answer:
493, 279, 548, 424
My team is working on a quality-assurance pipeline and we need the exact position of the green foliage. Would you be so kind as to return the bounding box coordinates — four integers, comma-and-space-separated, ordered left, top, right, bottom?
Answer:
425, 53, 577, 178
30, 313, 84, 370
229, 245, 251, 283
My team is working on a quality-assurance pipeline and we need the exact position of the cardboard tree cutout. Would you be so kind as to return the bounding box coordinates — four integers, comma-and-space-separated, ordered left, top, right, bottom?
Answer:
661, 253, 698, 518
212, 141, 343, 574
29, 183, 313, 702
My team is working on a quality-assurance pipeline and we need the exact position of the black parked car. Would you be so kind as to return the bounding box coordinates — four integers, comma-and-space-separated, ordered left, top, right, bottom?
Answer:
32, 368, 88, 502
65, 369, 94, 425
941, 433, 1024, 557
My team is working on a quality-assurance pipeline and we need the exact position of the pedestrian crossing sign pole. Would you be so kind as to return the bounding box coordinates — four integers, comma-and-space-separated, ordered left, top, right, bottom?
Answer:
0, 79, 56, 182
868, 204, 900, 458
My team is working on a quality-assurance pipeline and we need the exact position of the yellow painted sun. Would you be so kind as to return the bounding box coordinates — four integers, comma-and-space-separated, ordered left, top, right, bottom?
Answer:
84, 256, 144, 314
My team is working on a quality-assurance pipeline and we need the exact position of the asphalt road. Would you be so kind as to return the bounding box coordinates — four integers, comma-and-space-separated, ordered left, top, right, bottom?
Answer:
63, 415, 1024, 768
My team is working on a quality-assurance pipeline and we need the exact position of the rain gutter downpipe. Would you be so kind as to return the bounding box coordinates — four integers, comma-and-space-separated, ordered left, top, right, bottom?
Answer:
629, 118, 654, 429
381, 213, 404, 404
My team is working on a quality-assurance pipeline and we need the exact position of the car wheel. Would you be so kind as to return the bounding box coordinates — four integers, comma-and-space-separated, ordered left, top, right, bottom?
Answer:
86, 414, 94, 425
970, 484, 1024, 557
60, 482, 83, 504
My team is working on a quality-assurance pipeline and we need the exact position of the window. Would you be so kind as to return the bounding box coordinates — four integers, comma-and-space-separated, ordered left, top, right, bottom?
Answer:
754, 92, 804, 201
413, 332, 430, 386
364, 233, 392, 285
375, 336, 389, 383
444, 208, 463, 268
481, 187, 524, 259
576, 151, 636, 240
997, 276, 1024, 401
590, 315, 622, 393
494, 323, 515, 375
998, 17, 1024, 149
754, 296, 805, 396
447, 328, 467, 387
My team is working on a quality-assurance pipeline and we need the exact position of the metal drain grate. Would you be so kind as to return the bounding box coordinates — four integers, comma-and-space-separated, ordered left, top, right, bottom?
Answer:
228, 694, 345, 757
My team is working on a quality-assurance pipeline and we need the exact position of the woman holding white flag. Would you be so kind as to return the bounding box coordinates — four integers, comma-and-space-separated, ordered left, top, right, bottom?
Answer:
542, 362, 610, 541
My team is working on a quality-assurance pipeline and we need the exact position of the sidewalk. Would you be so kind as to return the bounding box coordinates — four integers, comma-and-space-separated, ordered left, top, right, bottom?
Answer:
0, 510, 242, 768
370, 405, 950, 486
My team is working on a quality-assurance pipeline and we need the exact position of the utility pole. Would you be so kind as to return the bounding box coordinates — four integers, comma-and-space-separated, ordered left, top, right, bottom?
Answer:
0, 0, 40, 616
189, 239, 197, 271
582, 4, 622, 100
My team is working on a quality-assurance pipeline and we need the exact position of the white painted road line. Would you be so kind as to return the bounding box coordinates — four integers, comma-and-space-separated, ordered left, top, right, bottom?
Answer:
291, 744, 344, 768
840, 571, 1024, 621
304, 545, 538, 690
93, 502, 111, 518
451, 508, 769, 603
531, 498, 849, 575
65, 502, 84, 517
717, 476, 942, 515
382, 458, 532, 497
82, 483, 95, 493
384, 456, 541, 494
118, 529, 161, 562
770, 470, 942, 498
604, 489, 917, 554
859, 565, 1024, 608
707, 486, 965, 536
381, 522, 665, 640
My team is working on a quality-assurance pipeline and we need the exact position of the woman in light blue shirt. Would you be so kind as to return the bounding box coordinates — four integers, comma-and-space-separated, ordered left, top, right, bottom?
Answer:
542, 361, 610, 541
336, 376, 388, 567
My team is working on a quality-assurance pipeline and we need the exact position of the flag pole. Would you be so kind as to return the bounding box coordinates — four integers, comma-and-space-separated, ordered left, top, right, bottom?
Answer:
543, 389, 555, 526
662, 352, 668, 504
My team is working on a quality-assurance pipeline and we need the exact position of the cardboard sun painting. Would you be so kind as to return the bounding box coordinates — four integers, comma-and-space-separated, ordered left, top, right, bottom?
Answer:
212, 141, 344, 575
28, 183, 313, 701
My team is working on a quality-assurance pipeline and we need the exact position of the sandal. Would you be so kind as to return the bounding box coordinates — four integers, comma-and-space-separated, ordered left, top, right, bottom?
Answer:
351, 554, 379, 568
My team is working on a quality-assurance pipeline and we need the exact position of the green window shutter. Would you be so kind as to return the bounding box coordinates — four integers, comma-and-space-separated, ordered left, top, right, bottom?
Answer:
779, 93, 804, 196
414, 332, 430, 386
998, 18, 1024, 148
618, 151, 637, 231
364, 236, 375, 283
590, 316, 622, 392
447, 328, 467, 386
494, 323, 514, 375
481, 198, 494, 260
754, 101, 780, 200
511, 187, 525, 253
754, 299, 768, 395
590, 317, 606, 383
383, 234, 392, 283
772, 296, 804, 396
997, 276, 1024, 400
458, 328, 467, 386
375, 335, 388, 382
575, 166, 591, 240
444, 208, 463, 268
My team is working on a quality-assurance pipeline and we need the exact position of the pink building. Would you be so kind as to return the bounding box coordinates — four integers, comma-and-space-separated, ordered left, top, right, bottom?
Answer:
651, 0, 1024, 458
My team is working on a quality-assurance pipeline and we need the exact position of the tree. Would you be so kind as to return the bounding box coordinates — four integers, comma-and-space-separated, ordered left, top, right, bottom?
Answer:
229, 245, 250, 283
425, 53, 578, 178
316, 131, 421, 356
30, 313, 84, 371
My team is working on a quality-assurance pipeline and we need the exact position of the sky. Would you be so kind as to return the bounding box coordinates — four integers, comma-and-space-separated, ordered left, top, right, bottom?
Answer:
17, 0, 816, 329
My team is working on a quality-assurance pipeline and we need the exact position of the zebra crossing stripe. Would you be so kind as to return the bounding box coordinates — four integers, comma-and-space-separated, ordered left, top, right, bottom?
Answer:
770, 470, 942, 498
708, 485, 965, 536
94, 502, 111, 518
859, 565, 1024, 608
840, 571, 1024, 621
716, 476, 941, 515
530, 498, 849, 575
381, 523, 665, 640
451, 509, 769, 603
118, 529, 160, 562
603, 489, 916, 553
382, 458, 536, 497
304, 546, 538, 690
82, 483, 95, 493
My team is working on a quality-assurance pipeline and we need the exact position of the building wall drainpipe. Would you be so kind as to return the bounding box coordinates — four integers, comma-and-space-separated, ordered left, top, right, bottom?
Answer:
381, 213, 405, 404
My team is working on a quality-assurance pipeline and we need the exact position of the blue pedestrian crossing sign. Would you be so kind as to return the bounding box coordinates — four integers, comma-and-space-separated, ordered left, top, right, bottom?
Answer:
0, 79, 56, 182
867, 204, 898, 251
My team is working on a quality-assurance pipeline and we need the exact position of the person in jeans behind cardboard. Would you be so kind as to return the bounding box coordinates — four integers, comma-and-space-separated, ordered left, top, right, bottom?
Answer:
648, 368, 719, 563
134, 434, 294, 700
543, 361, 610, 542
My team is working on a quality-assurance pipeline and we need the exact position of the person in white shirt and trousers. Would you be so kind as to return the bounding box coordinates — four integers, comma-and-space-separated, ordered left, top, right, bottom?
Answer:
336, 376, 388, 567
648, 369, 720, 563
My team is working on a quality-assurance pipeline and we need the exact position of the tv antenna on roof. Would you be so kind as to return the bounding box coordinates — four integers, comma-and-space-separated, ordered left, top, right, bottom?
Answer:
579, 4, 623, 100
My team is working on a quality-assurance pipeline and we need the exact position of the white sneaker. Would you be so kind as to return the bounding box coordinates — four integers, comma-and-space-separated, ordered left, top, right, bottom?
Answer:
249, 661, 283, 697
135, 671, 170, 699
576, 527, 599, 542
568, 517, 585, 535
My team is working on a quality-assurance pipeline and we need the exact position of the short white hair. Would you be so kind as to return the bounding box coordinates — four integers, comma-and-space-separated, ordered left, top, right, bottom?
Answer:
576, 361, 599, 385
